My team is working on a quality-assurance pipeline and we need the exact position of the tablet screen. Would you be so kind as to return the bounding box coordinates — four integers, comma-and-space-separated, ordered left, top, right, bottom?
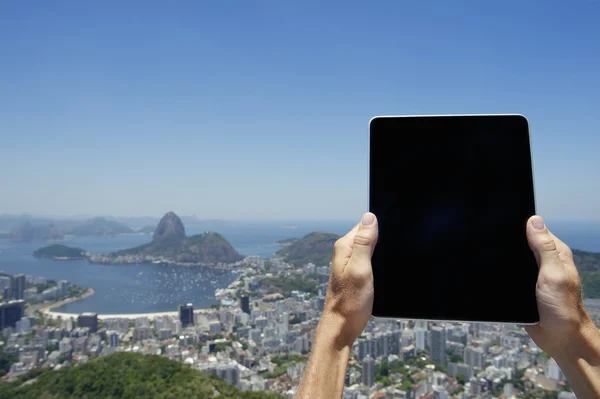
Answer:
369, 115, 539, 323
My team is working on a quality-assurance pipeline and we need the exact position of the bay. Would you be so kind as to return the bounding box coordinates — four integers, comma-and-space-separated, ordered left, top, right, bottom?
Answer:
0, 221, 354, 314
0, 220, 598, 315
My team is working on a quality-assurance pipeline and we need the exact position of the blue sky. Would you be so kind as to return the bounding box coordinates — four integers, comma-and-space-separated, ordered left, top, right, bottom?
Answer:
0, 1, 599, 221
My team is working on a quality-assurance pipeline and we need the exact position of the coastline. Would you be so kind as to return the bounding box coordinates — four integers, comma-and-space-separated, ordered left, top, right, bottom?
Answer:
40, 288, 95, 315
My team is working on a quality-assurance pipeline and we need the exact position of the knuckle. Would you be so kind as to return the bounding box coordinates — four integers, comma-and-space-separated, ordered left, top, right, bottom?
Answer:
539, 238, 558, 253
333, 238, 345, 253
353, 233, 372, 247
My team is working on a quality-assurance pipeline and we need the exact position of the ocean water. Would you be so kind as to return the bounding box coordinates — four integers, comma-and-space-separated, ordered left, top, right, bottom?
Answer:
0, 221, 354, 314
0, 220, 598, 315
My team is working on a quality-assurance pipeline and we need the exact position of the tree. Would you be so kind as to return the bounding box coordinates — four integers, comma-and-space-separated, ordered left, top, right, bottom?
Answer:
0, 349, 17, 376
456, 373, 466, 385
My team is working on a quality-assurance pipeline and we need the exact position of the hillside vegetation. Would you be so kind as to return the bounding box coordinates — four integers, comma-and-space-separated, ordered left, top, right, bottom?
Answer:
0, 352, 281, 399
276, 232, 339, 267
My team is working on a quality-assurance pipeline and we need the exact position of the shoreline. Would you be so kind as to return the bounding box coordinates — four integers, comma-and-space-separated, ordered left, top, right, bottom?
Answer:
40, 287, 95, 316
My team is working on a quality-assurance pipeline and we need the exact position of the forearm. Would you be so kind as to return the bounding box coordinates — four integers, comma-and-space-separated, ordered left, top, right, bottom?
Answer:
295, 315, 351, 399
554, 318, 600, 399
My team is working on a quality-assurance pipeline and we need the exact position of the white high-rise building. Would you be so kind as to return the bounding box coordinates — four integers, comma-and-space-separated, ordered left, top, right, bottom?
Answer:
16, 317, 31, 334
464, 346, 485, 369
503, 383, 514, 398
546, 358, 564, 381
415, 329, 426, 350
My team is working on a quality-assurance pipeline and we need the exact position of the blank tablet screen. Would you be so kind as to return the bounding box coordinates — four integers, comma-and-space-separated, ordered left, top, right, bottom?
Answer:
369, 115, 539, 323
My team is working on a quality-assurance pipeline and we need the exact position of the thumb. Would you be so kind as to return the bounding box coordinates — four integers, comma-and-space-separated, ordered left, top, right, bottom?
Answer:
350, 212, 379, 262
526, 215, 561, 269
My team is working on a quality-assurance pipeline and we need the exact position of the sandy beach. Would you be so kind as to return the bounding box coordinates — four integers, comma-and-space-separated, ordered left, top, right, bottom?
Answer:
43, 309, 212, 321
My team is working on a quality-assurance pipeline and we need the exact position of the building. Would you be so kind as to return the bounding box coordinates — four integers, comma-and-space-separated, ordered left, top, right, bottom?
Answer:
240, 295, 250, 314
430, 327, 447, 366
415, 329, 426, 350
546, 358, 564, 381
503, 383, 514, 399
0, 276, 11, 299
109, 331, 119, 347
78, 312, 99, 333
13, 274, 26, 300
179, 303, 194, 327
0, 300, 25, 330
58, 280, 69, 297
464, 346, 485, 369
433, 385, 448, 399
362, 355, 375, 387
16, 316, 31, 334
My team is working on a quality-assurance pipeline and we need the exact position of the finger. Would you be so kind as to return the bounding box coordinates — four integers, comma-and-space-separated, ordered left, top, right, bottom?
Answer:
548, 230, 581, 281
333, 223, 360, 259
526, 215, 563, 272
547, 230, 574, 263
344, 213, 378, 275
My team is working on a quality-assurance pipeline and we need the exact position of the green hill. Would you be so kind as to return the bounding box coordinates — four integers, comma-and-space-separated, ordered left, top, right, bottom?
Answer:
276, 232, 339, 267
574, 249, 600, 299
33, 244, 87, 260
115, 232, 243, 264
0, 352, 281, 399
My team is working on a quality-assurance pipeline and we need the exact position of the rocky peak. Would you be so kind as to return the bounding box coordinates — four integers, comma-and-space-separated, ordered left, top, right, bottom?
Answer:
153, 212, 186, 241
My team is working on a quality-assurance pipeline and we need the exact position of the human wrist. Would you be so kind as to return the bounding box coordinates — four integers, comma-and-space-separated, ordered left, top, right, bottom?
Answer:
315, 310, 356, 351
553, 315, 600, 364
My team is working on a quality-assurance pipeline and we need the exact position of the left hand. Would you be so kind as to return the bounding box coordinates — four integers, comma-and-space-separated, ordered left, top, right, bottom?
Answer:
321, 212, 379, 348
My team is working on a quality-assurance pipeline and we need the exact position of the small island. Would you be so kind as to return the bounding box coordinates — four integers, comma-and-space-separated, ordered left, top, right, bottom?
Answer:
33, 244, 88, 260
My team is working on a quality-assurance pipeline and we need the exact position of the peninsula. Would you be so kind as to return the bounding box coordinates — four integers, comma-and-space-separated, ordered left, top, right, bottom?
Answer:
88, 212, 243, 266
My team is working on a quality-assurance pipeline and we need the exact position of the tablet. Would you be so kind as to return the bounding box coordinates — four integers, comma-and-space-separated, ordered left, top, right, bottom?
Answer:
369, 115, 539, 324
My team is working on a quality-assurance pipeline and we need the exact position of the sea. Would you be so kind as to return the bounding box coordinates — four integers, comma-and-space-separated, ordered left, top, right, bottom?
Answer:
0, 221, 353, 315
0, 220, 598, 315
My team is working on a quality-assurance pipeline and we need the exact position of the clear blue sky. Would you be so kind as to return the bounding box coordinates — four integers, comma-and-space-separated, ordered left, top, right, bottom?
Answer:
1, 1, 598, 221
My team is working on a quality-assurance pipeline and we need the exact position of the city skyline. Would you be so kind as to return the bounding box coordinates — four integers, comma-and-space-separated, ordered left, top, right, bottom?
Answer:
1, 1, 599, 221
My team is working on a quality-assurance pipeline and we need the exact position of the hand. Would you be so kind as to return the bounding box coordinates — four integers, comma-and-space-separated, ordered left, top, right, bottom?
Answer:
524, 215, 592, 357
321, 212, 378, 349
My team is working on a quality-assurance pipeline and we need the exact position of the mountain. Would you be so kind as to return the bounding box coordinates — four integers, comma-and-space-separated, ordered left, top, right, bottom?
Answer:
111, 212, 243, 264
0, 352, 281, 398
276, 232, 339, 267
33, 244, 87, 260
7, 222, 64, 242
153, 211, 185, 240
574, 249, 600, 298
67, 217, 134, 236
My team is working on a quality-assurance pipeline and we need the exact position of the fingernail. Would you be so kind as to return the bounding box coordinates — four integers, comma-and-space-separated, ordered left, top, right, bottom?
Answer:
361, 212, 375, 226
532, 216, 545, 230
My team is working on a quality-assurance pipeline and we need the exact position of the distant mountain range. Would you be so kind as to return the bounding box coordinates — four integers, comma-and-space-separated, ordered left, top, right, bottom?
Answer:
0, 214, 228, 242
6, 222, 65, 242
6, 218, 133, 241
31, 212, 243, 266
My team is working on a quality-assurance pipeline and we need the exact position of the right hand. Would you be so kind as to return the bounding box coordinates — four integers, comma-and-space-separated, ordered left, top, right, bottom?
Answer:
524, 215, 593, 357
